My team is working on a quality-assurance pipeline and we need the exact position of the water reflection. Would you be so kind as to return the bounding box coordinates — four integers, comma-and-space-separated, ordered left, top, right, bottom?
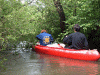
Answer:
0, 51, 42, 75
0, 50, 100, 75
38, 53, 99, 75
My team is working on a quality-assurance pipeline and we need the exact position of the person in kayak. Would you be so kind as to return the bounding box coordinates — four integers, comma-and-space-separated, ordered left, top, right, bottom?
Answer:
36, 29, 54, 46
63, 24, 89, 50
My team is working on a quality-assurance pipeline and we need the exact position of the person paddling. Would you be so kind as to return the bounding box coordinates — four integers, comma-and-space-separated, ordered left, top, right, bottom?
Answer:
63, 24, 89, 50
36, 30, 54, 46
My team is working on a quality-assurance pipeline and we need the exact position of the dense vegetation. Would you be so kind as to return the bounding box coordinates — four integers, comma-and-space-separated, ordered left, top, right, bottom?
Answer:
0, 0, 100, 51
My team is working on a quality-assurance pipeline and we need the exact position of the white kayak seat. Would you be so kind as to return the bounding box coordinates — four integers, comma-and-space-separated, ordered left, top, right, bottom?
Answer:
59, 43, 65, 48
36, 42, 40, 45
47, 43, 65, 48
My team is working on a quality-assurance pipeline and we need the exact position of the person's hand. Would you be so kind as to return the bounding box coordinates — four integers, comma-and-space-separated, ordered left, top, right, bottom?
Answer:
66, 35, 68, 37
64, 35, 68, 38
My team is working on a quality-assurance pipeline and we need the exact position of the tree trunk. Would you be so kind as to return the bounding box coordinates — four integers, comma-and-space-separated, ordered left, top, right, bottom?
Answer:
73, 3, 76, 16
53, 0, 66, 33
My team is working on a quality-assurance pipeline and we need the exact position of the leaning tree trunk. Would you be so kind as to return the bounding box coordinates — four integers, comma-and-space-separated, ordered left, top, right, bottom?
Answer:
73, 2, 76, 16
53, 0, 66, 33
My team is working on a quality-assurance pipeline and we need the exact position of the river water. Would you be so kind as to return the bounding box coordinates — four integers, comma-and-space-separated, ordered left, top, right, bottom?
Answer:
0, 48, 100, 75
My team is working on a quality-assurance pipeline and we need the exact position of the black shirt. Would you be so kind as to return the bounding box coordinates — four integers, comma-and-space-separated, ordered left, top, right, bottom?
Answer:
63, 32, 89, 50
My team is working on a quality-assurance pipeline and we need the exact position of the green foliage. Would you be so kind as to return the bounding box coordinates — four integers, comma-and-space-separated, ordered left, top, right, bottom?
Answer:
0, 58, 7, 69
54, 0, 100, 48
59, 0, 99, 37
0, 0, 100, 50
0, 0, 61, 50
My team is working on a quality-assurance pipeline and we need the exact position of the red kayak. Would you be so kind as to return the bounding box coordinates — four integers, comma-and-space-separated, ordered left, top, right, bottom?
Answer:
32, 45, 100, 61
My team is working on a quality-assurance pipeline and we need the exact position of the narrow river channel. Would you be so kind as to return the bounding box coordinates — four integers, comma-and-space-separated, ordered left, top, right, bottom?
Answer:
0, 48, 100, 75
